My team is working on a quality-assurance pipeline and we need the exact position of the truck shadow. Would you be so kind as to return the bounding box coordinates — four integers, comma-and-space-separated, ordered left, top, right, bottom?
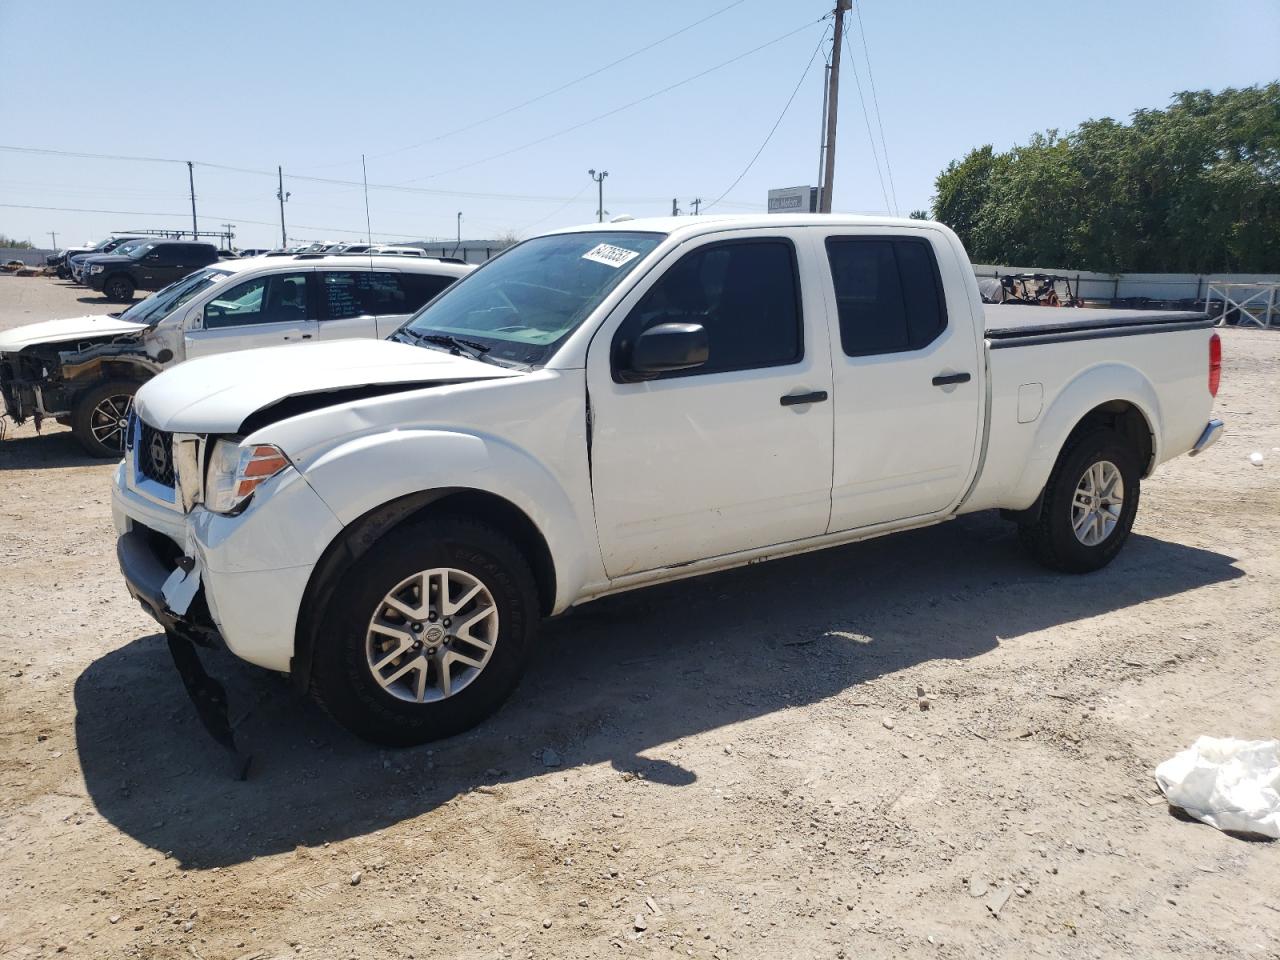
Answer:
0, 428, 107, 469
74, 512, 1242, 868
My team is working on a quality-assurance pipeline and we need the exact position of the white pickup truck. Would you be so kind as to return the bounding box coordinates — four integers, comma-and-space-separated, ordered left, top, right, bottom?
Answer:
112, 215, 1224, 750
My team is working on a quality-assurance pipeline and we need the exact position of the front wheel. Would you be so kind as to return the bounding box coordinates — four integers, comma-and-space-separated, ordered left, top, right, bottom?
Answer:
70, 380, 138, 457
103, 274, 135, 302
1017, 428, 1141, 573
311, 514, 539, 746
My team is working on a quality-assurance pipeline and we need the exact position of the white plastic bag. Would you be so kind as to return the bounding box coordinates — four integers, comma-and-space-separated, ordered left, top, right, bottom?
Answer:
1154, 736, 1280, 839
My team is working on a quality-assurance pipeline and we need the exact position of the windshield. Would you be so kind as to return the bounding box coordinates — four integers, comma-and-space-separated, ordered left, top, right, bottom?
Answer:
126, 241, 160, 259
402, 231, 664, 366
109, 239, 148, 258
118, 268, 231, 324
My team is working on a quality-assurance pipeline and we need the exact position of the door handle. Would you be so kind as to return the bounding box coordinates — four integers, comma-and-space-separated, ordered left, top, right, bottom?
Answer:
931, 372, 971, 387
780, 390, 829, 406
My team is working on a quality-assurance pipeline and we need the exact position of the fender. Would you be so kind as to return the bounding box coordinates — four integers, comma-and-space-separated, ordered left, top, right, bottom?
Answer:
287, 428, 597, 614
1006, 362, 1162, 510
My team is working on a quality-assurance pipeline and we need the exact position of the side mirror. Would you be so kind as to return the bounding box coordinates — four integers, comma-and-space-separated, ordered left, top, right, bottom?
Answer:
625, 322, 709, 380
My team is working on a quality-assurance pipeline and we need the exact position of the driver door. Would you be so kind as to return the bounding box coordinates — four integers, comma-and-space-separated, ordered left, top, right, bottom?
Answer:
184, 271, 318, 358
586, 230, 835, 578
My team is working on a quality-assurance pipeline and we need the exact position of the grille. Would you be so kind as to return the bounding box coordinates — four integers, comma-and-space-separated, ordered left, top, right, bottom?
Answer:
137, 421, 176, 487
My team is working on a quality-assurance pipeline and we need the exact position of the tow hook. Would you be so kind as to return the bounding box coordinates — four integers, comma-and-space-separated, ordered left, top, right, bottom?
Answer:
165, 629, 252, 780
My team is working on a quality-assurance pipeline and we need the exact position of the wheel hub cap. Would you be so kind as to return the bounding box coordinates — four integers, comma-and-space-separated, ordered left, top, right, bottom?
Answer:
365, 567, 498, 703
1071, 460, 1124, 547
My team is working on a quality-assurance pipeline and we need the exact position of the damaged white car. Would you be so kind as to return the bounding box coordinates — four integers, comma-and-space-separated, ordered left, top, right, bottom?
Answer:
0, 255, 471, 456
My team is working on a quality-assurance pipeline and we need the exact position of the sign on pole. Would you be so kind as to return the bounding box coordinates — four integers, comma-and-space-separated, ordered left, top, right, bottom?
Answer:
767, 186, 818, 213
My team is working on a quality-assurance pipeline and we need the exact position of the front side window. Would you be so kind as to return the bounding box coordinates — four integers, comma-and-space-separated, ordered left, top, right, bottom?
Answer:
121, 268, 231, 324
204, 272, 308, 328
613, 238, 802, 378
826, 237, 947, 357
403, 231, 664, 366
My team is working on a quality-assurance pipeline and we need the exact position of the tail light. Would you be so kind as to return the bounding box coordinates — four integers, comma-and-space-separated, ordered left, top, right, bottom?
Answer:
1208, 333, 1221, 397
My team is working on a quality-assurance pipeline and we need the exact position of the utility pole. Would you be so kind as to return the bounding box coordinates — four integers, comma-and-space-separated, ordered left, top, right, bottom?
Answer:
453, 212, 462, 256
361, 154, 373, 245
671, 198, 681, 217
819, 0, 851, 213
276, 166, 291, 248
187, 161, 199, 238
816, 57, 831, 202
47, 231, 58, 250
690, 198, 703, 215
588, 169, 608, 223
220, 223, 236, 250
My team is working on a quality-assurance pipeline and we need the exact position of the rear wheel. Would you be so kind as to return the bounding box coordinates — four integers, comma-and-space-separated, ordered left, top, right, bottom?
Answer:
311, 514, 539, 746
70, 380, 138, 458
1017, 428, 1141, 573
103, 274, 135, 302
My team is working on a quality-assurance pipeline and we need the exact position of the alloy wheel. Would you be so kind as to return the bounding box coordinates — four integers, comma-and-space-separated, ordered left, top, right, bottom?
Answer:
1071, 460, 1124, 547
89, 394, 133, 453
365, 567, 499, 703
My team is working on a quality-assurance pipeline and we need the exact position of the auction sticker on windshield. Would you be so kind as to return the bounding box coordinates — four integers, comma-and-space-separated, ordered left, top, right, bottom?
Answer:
581, 243, 640, 268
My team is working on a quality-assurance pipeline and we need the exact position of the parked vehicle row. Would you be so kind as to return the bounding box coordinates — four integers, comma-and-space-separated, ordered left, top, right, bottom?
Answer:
102, 214, 1223, 750
0, 254, 472, 455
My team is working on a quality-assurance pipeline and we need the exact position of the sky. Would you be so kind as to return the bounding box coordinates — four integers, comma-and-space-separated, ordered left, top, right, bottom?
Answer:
1, 0, 1277, 250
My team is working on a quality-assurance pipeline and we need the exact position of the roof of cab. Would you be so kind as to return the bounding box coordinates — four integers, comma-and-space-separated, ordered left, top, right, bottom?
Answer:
543, 213, 934, 239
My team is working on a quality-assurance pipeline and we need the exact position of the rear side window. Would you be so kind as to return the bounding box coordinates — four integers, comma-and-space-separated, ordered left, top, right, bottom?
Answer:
825, 237, 946, 357
615, 238, 802, 378
321, 270, 448, 318
398, 272, 456, 311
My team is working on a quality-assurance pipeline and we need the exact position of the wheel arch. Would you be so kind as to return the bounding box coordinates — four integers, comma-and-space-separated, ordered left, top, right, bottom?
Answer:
291, 487, 559, 693
1008, 363, 1161, 511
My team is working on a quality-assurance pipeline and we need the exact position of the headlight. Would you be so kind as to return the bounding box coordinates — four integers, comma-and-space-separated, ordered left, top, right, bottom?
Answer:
90, 264, 104, 274
204, 440, 290, 514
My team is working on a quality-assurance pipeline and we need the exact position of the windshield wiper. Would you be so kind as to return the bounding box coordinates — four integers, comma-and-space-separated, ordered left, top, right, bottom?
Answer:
416, 333, 493, 362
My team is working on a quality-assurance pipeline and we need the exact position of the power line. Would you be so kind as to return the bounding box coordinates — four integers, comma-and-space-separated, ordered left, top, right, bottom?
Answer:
843, 30, 891, 214
0, 202, 435, 242
339, 0, 749, 167
704, 26, 831, 211
398, 15, 831, 185
852, 1, 898, 214
514, 183, 593, 237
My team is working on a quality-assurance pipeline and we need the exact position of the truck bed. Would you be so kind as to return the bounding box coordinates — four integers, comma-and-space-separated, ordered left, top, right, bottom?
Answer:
984, 304, 1210, 347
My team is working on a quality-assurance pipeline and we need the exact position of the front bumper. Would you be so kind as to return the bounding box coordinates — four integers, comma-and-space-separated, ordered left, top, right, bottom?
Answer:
112, 462, 344, 673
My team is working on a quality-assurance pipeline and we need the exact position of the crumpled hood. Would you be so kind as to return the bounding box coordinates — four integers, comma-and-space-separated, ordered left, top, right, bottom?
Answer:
0, 314, 148, 352
134, 338, 520, 434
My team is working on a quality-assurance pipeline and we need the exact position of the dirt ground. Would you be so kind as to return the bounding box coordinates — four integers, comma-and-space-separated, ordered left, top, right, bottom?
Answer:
0, 274, 1277, 960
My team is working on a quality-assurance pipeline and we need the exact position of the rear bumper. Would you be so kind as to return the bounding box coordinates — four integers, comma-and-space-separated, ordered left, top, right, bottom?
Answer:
1188, 418, 1225, 457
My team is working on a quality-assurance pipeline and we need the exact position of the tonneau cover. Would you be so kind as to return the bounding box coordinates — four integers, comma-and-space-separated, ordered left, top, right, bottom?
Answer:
985, 304, 1209, 339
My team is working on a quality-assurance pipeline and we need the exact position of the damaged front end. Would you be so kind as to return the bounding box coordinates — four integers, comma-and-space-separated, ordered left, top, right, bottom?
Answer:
0, 334, 163, 431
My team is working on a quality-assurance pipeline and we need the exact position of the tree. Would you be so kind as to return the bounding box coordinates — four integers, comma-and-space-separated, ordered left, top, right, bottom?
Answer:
908, 209, 930, 220
929, 83, 1280, 273
0, 234, 34, 249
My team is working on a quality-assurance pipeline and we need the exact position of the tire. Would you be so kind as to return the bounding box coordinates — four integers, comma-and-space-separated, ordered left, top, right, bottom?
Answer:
1017, 428, 1141, 573
56, 266, 70, 279
311, 514, 539, 746
103, 274, 135, 302
70, 379, 138, 458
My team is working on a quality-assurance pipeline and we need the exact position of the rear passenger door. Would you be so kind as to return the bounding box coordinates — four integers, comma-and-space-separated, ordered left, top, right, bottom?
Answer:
820, 230, 982, 532
315, 270, 381, 340
184, 271, 318, 358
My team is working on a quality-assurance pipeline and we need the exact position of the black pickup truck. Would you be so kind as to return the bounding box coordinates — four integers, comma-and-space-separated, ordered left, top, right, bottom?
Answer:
86, 241, 219, 301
